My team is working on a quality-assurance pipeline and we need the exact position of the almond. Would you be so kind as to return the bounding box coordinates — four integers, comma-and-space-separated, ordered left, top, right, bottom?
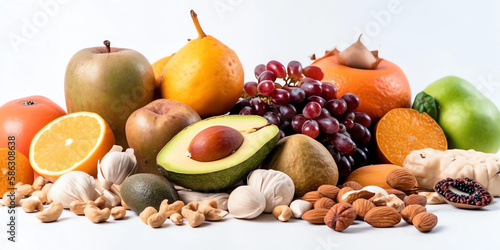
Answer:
386, 168, 417, 191
314, 197, 335, 210
385, 189, 406, 201
352, 198, 375, 220
342, 190, 375, 204
301, 191, 323, 205
364, 206, 401, 227
412, 212, 438, 232
302, 209, 329, 224
317, 185, 340, 200
404, 194, 427, 207
336, 187, 354, 203
400, 204, 426, 224
341, 181, 363, 190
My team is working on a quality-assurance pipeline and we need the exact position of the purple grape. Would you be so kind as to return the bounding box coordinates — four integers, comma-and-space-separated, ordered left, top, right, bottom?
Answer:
338, 123, 347, 133
361, 127, 371, 145
287, 61, 303, 82
279, 130, 286, 139
263, 112, 281, 126
266, 60, 287, 79
302, 102, 322, 119
239, 106, 255, 115
300, 80, 322, 96
291, 115, 307, 132
317, 116, 340, 134
250, 98, 269, 115
230, 98, 250, 114
341, 93, 360, 111
270, 89, 290, 105
301, 120, 320, 138
341, 119, 354, 129
337, 156, 352, 179
325, 99, 347, 116
258, 70, 277, 83
254, 64, 266, 79
288, 87, 306, 103
354, 112, 372, 127
331, 133, 355, 154
349, 123, 366, 140
352, 148, 367, 169
320, 82, 337, 100
279, 103, 297, 120
307, 95, 326, 107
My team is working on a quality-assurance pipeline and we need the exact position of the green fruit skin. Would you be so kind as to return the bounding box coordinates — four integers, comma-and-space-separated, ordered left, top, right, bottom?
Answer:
120, 173, 179, 214
64, 47, 155, 148
158, 131, 280, 192
424, 76, 500, 153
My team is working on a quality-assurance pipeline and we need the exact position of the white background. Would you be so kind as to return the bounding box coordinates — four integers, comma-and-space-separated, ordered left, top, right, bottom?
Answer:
1, 1, 500, 249
1, 0, 500, 110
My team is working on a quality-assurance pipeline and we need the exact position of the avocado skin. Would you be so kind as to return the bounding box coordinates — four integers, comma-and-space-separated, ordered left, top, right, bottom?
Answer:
424, 76, 500, 153
121, 174, 179, 214
158, 131, 279, 192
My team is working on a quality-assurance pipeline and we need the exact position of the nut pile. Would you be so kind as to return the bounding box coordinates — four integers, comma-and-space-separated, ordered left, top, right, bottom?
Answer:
298, 170, 438, 233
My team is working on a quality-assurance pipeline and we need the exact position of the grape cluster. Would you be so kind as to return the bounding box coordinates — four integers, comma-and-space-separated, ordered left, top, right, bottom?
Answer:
230, 60, 373, 180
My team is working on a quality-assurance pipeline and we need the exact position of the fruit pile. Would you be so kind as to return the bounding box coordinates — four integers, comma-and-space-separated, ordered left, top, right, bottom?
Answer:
230, 60, 373, 180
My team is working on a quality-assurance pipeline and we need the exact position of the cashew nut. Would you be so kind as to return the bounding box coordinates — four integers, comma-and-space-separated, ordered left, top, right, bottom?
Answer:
111, 206, 126, 220
159, 200, 184, 217
84, 205, 111, 223
31, 191, 47, 204
95, 196, 107, 209
36, 202, 63, 222
140, 207, 158, 225
198, 199, 228, 221
2, 191, 21, 207
32, 176, 46, 191
69, 200, 95, 215
147, 212, 168, 228
272, 205, 293, 222
181, 203, 205, 228
170, 213, 184, 225
17, 184, 34, 198
41, 183, 53, 194
22, 199, 44, 213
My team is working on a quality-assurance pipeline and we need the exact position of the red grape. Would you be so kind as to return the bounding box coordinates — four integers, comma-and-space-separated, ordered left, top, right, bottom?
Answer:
300, 80, 322, 96
354, 112, 371, 127
302, 102, 322, 119
257, 80, 275, 95
270, 89, 290, 105
341, 93, 360, 111
301, 120, 320, 138
320, 82, 337, 100
244, 81, 258, 96
349, 123, 366, 140
302, 65, 324, 81
288, 87, 306, 103
317, 116, 340, 134
344, 112, 355, 121
325, 99, 347, 116
266, 60, 287, 79
331, 133, 355, 154
337, 156, 352, 178
230, 98, 250, 114
361, 127, 371, 145
250, 97, 269, 115
258, 70, 277, 83
279, 103, 297, 120
287, 61, 303, 82
239, 106, 255, 115
341, 119, 354, 129
338, 123, 347, 133
254, 64, 266, 79
291, 115, 307, 132
307, 95, 326, 107
263, 112, 281, 126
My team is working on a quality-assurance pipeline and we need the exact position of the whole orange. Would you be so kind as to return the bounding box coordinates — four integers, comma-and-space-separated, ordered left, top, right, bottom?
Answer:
0, 148, 33, 195
312, 54, 411, 122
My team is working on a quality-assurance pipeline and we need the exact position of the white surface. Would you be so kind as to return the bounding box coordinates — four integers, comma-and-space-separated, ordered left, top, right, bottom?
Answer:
0, 200, 499, 249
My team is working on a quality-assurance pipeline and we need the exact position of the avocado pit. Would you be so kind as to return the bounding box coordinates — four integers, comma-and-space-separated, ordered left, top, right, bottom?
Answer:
187, 125, 244, 162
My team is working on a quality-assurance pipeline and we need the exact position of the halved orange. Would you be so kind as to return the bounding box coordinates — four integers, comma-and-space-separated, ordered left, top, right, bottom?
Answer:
29, 112, 115, 182
0, 149, 33, 195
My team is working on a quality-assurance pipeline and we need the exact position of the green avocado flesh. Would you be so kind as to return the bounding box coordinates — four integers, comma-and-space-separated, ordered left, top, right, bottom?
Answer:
157, 115, 280, 192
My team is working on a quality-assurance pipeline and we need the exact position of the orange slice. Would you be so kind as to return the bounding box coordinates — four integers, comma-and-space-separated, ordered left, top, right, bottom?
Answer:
375, 108, 447, 166
29, 112, 115, 182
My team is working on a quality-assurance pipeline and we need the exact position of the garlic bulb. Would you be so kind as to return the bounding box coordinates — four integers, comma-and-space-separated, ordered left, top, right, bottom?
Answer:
178, 190, 229, 210
228, 186, 266, 219
49, 171, 98, 208
290, 199, 312, 219
98, 145, 137, 190
247, 169, 295, 213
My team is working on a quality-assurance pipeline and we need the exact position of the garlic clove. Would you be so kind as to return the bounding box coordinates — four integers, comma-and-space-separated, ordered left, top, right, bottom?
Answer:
247, 169, 295, 213
49, 171, 98, 208
290, 199, 313, 219
228, 186, 266, 219
98, 145, 137, 190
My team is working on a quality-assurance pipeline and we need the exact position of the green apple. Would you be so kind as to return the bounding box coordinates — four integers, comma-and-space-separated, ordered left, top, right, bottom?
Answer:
64, 40, 155, 148
413, 76, 500, 153
125, 99, 200, 174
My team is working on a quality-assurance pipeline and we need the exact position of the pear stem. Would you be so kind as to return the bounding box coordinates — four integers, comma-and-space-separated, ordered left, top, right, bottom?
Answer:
190, 10, 206, 38
103, 40, 111, 53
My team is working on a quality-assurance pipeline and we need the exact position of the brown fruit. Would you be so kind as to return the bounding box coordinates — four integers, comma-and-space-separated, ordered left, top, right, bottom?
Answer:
341, 181, 363, 190
404, 194, 427, 207
302, 209, 329, 224
324, 202, 357, 232
301, 191, 323, 205
352, 198, 375, 220
412, 212, 438, 232
364, 206, 401, 228
317, 185, 340, 200
188, 125, 243, 162
400, 204, 426, 224
386, 168, 417, 191
336, 187, 354, 203
314, 198, 335, 210
345, 164, 402, 189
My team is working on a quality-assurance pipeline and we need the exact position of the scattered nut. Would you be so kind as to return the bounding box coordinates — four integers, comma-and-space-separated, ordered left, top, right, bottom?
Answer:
159, 199, 184, 217
386, 168, 417, 191
170, 213, 184, 225
385, 189, 406, 201
140, 207, 158, 225
36, 202, 63, 222
301, 191, 323, 205
352, 198, 375, 220
41, 183, 53, 194
302, 208, 329, 224
147, 212, 168, 228
84, 205, 111, 223
324, 202, 357, 231
69, 200, 95, 215
362, 186, 389, 196
369, 192, 385, 202
336, 187, 354, 203
111, 206, 126, 220
404, 194, 427, 207
419, 192, 446, 205
314, 197, 335, 210
272, 205, 292, 222
341, 181, 363, 190
198, 199, 227, 221
317, 185, 340, 200
290, 199, 312, 219
17, 184, 35, 197
364, 206, 401, 228
22, 199, 44, 213
32, 176, 46, 191
373, 194, 405, 212
31, 191, 47, 204
2, 191, 21, 207
342, 190, 375, 204
400, 204, 427, 224
182, 206, 205, 228
94, 196, 106, 209
412, 212, 438, 232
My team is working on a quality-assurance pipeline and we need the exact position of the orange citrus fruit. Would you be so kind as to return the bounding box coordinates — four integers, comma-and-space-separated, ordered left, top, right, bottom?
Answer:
0, 148, 33, 195
375, 108, 447, 166
29, 112, 115, 182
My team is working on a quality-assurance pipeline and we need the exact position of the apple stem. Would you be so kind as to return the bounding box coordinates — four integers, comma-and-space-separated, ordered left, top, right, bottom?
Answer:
103, 40, 111, 53
22, 100, 37, 106
190, 10, 206, 38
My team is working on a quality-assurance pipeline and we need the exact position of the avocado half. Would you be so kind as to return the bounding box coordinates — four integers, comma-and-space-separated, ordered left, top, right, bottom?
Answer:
157, 115, 280, 192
